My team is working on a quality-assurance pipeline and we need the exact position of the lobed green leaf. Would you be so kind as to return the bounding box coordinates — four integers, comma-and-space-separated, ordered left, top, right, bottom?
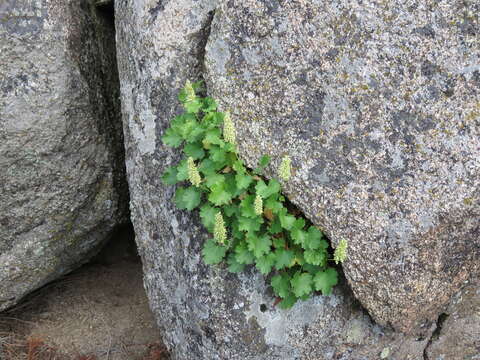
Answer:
278, 292, 298, 309
208, 182, 233, 206
235, 172, 253, 190
234, 242, 255, 265
274, 248, 295, 270
271, 273, 291, 298
304, 227, 328, 251
202, 97, 217, 112
255, 253, 276, 274
265, 196, 284, 214
184, 99, 202, 113
272, 235, 286, 248
199, 158, 221, 175
227, 253, 245, 273
269, 218, 283, 235
200, 203, 217, 232
223, 203, 240, 218
209, 145, 227, 164
204, 128, 224, 147
238, 215, 263, 233
290, 272, 313, 298
304, 249, 327, 266
240, 195, 257, 218
162, 128, 183, 148
176, 159, 189, 181
256, 179, 281, 199
203, 239, 227, 265
279, 210, 296, 231
246, 233, 272, 259
174, 188, 188, 209
313, 268, 338, 295
181, 186, 202, 211
291, 228, 308, 246
184, 142, 205, 159
204, 173, 225, 188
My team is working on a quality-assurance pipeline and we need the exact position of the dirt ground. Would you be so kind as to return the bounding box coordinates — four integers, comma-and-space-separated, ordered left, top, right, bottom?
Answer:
0, 227, 169, 360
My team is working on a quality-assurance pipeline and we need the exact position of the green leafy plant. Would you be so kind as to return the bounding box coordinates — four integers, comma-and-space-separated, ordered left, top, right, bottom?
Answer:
161, 80, 347, 308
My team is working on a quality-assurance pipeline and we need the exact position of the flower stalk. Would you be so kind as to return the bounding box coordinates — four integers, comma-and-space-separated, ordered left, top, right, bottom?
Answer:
214, 212, 227, 244
187, 157, 202, 187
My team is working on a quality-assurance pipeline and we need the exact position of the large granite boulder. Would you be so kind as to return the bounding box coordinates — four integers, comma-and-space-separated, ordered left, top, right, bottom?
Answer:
204, 0, 480, 334
0, 0, 127, 310
114, 0, 474, 358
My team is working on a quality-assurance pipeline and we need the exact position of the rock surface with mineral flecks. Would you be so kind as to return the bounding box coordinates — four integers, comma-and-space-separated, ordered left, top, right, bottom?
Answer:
0, 0, 127, 310
114, 0, 479, 358
205, 0, 480, 335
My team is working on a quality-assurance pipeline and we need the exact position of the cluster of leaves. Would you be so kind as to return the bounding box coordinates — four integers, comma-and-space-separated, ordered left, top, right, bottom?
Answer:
161, 81, 346, 308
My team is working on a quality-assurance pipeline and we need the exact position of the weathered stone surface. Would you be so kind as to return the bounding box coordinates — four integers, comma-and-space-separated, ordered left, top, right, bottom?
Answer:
0, 0, 127, 310
425, 279, 480, 360
204, 0, 480, 334
114, 0, 447, 358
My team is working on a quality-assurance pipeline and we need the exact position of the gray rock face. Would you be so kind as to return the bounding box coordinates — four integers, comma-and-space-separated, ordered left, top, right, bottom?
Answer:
113, 0, 457, 358
425, 280, 480, 360
204, 0, 480, 334
0, 0, 127, 310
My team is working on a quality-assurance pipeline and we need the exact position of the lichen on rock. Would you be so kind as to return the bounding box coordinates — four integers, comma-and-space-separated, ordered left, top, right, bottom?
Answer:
205, 0, 480, 335
113, 0, 480, 358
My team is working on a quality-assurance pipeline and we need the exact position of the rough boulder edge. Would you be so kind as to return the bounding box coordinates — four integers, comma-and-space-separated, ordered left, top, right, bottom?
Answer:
0, 0, 128, 310
114, 0, 479, 359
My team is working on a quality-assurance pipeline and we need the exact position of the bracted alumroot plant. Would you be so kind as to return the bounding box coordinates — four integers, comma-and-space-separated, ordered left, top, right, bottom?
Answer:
161, 80, 347, 308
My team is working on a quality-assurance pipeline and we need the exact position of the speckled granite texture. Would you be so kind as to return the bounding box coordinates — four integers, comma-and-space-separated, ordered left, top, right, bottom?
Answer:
205, 0, 480, 335
425, 278, 480, 360
0, 0, 127, 310
115, 0, 479, 358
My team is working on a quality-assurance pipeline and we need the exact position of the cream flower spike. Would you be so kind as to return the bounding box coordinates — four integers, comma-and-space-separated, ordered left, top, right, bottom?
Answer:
214, 212, 227, 244
187, 157, 202, 187
184, 80, 196, 102
334, 239, 348, 264
254, 194, 263, 215
223, 111, 236, 145
278, 155, 292, 181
